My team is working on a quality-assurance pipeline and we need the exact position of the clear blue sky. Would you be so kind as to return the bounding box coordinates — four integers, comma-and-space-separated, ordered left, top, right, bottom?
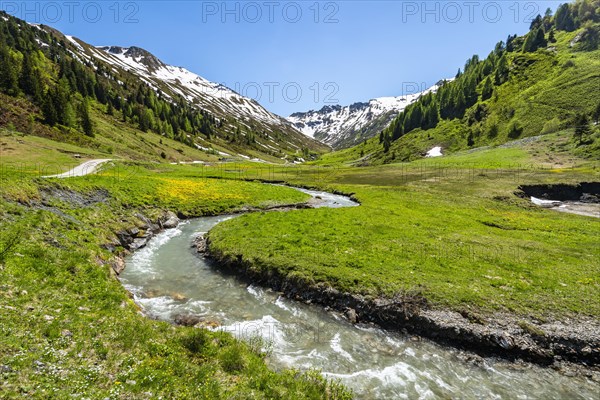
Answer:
4, 1, 561, 116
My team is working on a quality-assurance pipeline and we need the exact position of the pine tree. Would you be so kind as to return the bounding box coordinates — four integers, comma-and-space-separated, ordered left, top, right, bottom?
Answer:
0, 45, 19, 95
42, 91, 58, 126
522, 30, 537, 52
593, 101, 600, 125
534, 27, 547, 49
63, 102, 76, 128
494, 53, 509, 85
578, 21, 600, 51
481, 77, 493, 100
138, 107, 151, 132
78, 98, 94, 137
49, 78, 73, 126
454, 89, 466, 119
573, 113, 591, 143
19, 53, 43, 102
506, 34, 518, 52
555, 3, 576, 32
507, 120, 523, 139
523, 27, 547, 52
463, 77, 478, 107
529, 14, 543, 30
382, 132, 391, 153
494, 41, 505, 56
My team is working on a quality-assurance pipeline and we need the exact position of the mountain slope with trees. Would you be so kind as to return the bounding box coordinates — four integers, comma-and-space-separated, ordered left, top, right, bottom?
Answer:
0, 13, 327, 163
320, 0, 600, 165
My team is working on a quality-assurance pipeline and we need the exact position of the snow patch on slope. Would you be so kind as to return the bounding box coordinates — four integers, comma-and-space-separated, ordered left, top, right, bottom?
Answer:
425, 146, 443, 157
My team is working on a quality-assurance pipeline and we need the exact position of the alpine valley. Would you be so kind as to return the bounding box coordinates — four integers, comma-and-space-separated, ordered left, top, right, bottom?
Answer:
1, 1, 599, 399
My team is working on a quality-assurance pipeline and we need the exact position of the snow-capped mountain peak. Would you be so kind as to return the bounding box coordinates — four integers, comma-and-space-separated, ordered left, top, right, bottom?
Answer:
83, 43, 301, 133
288, 82, 448, 149
53, 33, 327, 160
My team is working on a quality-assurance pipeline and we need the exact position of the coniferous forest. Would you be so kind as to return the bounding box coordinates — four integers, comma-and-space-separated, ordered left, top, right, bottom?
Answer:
380, 0, 600, 154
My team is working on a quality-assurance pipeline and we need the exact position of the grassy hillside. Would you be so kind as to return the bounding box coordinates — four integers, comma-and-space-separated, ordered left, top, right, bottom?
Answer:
0, 12, 327, 164
316, 2, 600, 166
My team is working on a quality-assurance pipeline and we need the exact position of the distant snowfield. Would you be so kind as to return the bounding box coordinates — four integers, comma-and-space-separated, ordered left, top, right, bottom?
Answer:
425, 147, 443, 157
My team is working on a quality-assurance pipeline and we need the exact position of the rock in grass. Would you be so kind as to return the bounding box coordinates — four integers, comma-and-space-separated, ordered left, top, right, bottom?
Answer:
0, 365, 12, 373
111, 257, 126, 275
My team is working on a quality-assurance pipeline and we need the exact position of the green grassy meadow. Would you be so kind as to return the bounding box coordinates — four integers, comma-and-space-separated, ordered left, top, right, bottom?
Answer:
208, 135, 600, 318
0, 132, 349, 399
1, 107, 599, 399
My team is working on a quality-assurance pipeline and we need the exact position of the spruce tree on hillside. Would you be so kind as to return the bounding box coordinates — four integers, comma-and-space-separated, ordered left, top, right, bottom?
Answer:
573, 113, 591, 143
523, 27, 546, 52
78, 98, 94, 137
507, 120, 524, 139
593, 101, 600, 125
0, 45, 19, 95
494, 53, 509, 85
42, 93, 58, 126
59, 79, 75, 126
506, 34, 518, 52
20, 53, 43, 103
529, 14, 543, 30
534, 27, 548, 48
382, 132, 391, 153
555, 3, 576, 32
578, 22, 600, 50
481, 77, 493, 100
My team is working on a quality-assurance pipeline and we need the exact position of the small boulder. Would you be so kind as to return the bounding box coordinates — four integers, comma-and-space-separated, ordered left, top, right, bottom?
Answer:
494, 332, 514, 350
193, 235, 207, 254
0, 365, 13, 373
172, 293, 188, 302
197, 319, 221, 329
161, 211, 180, 229
111, 257, 126, 275
116, 230, 133, 247
344, 308, 358, 324
173, 314, 203, 327
129, 238, 148, 251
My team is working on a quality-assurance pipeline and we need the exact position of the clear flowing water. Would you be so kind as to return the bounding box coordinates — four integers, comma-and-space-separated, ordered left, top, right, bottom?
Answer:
121, 189, 598, 399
